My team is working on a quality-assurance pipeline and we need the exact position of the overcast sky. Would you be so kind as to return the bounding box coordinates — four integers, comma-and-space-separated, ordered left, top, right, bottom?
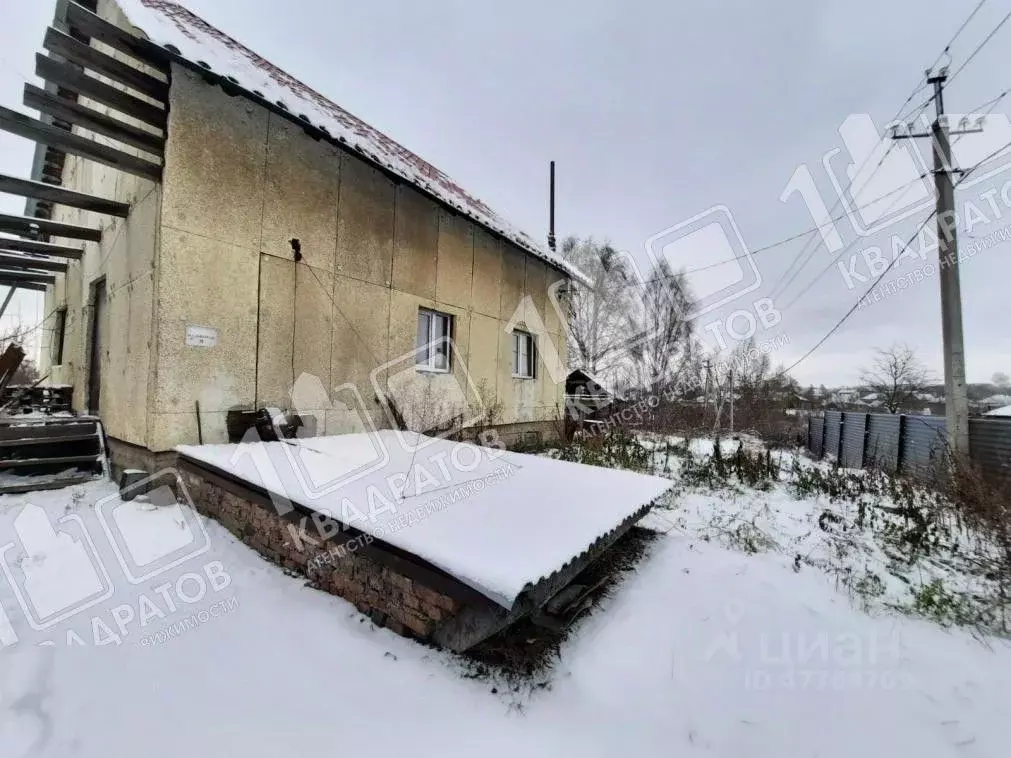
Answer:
1, 0, 1009, 387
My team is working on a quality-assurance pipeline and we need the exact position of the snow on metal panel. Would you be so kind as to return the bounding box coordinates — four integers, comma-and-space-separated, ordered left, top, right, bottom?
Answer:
865, 413, 901, 472
114, 0, 590, 287
823, 411, 842, 461
901, 415, 947, 475
808, 416, 825, 458
840, 413, 867, 469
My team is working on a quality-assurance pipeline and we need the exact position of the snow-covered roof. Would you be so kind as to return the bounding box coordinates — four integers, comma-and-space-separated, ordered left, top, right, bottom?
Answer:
981, 394, 1011, 406
177, 431, 671, 608
984, 404, 1011, 417
113, 0, 590, 287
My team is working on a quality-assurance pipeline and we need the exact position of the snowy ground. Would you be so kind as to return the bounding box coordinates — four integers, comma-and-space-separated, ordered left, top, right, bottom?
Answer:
1, 451, 1010, 757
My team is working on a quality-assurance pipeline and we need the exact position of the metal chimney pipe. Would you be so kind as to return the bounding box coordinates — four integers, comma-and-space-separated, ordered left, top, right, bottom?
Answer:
547, 160, 556, 252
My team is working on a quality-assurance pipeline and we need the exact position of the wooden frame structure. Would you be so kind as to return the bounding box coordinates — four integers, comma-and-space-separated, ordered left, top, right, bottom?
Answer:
0, 1, 173, 294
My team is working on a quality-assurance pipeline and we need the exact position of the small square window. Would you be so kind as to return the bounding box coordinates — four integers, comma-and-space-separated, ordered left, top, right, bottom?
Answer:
512, 330, 536, 379
416, 308, 453, 372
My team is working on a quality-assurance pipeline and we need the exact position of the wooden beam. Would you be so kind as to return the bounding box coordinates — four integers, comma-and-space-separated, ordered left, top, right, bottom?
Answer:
36, 54, 166, 128
0, 281, 45, 292
0, 254, 68, 273
43, 27, 168, 101
0, 106, 161, 182
65, 2, 167, 70
24, 84, 164, 156
0, 174, 128, 217
0, 269, 56, 285
0, 236, 84, 259
0, 210, 101, 242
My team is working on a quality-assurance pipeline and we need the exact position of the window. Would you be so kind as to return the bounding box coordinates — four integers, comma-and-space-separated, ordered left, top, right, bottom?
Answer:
51, 307, 66, 365
512, 330, 536, 379
416, 308, 453, 372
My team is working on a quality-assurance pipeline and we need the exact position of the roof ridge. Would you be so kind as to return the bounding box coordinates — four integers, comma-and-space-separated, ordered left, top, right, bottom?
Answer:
119, 0, 589, 285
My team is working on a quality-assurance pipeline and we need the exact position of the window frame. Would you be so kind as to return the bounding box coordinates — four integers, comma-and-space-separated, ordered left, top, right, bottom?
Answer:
511, 329, 537, 379
415, 308, 453, 373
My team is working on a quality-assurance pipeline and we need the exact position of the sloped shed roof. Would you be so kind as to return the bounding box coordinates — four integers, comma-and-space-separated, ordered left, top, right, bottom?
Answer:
177, 431, 672, 609
113, 0, 590, 286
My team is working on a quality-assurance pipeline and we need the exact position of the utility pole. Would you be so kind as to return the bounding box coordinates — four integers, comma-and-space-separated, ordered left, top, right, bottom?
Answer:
890, 66, 981, 457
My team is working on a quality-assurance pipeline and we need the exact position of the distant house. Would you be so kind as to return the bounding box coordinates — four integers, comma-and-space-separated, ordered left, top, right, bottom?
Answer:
984, 404, 1011, 417
565, 368, 612, 421
980, 395, 1011, 413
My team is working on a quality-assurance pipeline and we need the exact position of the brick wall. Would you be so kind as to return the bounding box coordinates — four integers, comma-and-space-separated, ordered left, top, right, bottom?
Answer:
178, 467, 460, 641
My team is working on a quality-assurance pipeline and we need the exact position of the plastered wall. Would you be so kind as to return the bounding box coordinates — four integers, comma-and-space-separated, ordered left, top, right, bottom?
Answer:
148, 66, 568, 451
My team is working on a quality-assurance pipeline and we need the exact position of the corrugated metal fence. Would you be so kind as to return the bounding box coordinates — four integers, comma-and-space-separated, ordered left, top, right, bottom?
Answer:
807, 410, 1011, 483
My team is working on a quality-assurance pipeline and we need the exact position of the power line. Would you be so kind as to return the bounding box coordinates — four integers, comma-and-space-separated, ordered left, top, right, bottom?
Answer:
779, 172, 930, 311
587, 174, 936, 294
781, 148, 999, 376
948, 6, 1011, 84
769, 0, 988, 303
780, 210, 939, 375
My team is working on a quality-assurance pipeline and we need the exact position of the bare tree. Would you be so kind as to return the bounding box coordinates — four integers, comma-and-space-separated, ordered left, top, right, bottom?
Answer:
860, 343, 931, 413
993, 372, 1010, 390
560, 236, 638, 379
627, 259, 694, 394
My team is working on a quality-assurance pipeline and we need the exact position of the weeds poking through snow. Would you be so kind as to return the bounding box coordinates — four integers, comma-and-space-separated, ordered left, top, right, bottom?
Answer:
548, 428, 1011, 637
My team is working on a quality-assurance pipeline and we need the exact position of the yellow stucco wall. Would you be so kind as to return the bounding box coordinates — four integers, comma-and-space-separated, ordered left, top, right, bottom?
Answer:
147, 66, 569, 450
38, 0, 163, 450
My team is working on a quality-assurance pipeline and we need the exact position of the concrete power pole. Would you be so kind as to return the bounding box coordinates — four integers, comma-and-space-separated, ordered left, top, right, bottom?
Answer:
891, 67, 981, 456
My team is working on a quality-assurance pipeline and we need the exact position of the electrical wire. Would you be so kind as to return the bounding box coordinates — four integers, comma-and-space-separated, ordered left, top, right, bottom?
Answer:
769, 0, 988, 303
779, 172, 931, 311
780, 145, 1003, 375
779, 210, 939, 376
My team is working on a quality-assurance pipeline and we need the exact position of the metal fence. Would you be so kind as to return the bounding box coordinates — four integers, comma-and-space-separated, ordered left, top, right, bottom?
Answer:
806, 410, 1011, 483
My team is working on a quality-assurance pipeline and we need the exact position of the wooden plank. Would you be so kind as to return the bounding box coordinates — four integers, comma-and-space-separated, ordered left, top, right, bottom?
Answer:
0, 208, 101, 242
0, 432, 96, 448
0, 269, 56, 284
0, 422, 97, 441
0, 106, 161, 182
0, 236, 83, 259
36, 55, 166, 128
0, 344, 25, 396
0, 454, 101, 469
0, 473, 99, 495
0, 281, 45, 292
66, 2, 167, 69
0, 173, 128, 217
43, 26, 168, 101
24, 84, 164, 156
0, 254, 67, 273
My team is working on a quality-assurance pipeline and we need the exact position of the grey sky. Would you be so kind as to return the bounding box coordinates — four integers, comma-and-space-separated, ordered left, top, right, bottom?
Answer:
0, 0, 1008, 387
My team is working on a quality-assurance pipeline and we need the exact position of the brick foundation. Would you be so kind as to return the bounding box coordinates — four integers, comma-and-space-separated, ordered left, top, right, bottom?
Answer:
177, 466, 461, 641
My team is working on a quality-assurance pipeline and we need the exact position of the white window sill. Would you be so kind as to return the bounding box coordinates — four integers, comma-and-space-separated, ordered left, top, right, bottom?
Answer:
512, 374, 536, 380
416, 366, 451, 375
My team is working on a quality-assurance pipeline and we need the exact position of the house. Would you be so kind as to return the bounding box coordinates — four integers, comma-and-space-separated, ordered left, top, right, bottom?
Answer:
984, 404, 1011, 417
0, 0, 589, 474
980, 394, 1011, 413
